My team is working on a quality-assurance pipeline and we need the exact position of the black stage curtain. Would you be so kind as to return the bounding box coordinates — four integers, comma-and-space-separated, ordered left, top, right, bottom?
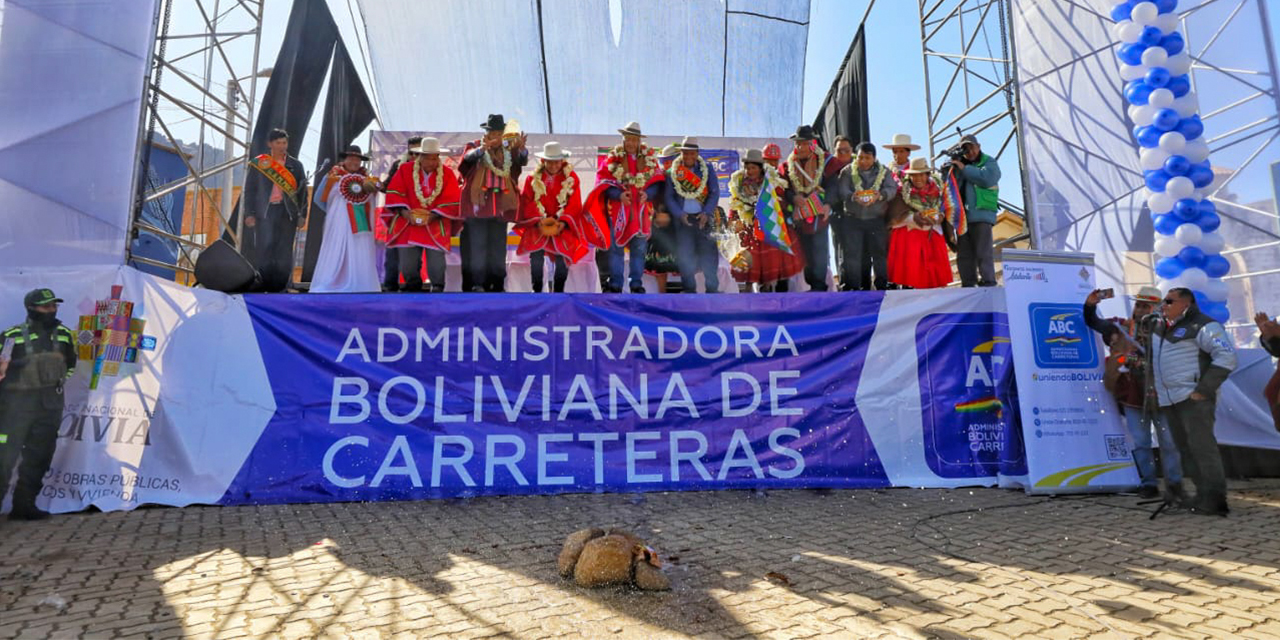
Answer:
812, 25, 870, 151
301, 39, 378, 283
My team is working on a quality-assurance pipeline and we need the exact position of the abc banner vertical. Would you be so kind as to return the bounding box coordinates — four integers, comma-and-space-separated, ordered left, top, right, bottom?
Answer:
1003, 250, 1139, 494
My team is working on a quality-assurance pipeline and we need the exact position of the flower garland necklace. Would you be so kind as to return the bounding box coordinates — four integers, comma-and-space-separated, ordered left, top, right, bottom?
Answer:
729, 165, 786, 212
785, 144, 826, 195
412, 157, 446, 206
530, 161, 576, 219
608, 145, 658, 189
850, 162, 888, 194
482, 146, 512, 179
901, 173, 951, 226
671, 156, 710, 202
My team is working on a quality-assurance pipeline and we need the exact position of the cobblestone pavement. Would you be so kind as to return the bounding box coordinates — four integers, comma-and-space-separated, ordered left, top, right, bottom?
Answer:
2, 480, 1280, 639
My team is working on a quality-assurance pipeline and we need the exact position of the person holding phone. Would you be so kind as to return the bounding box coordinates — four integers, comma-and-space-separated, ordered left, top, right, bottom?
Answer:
1255, 312, 1280, 431
1084, 286, 1183, 500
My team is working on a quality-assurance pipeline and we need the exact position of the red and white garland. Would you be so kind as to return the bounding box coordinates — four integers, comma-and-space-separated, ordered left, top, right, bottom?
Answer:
785, 143, 827, 195
607, 144, 660, 189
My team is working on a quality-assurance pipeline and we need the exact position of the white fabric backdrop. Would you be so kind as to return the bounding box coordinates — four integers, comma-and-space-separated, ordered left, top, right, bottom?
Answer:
355, 0, 807, 136
0, 0, 157, 268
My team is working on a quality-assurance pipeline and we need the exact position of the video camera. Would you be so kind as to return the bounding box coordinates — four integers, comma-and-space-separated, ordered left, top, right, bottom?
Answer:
941, 127, 969, 164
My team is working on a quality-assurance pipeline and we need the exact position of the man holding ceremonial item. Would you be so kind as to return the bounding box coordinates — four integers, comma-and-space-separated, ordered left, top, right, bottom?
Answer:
516, 142, 590, 293
834, 142, 897, 291
310, 145, 381, 293
383, 138, 462, 293
459, 114, 529, 292
663, 137, 721, 293
781, 125, 837, 291
586, 122, 664, 293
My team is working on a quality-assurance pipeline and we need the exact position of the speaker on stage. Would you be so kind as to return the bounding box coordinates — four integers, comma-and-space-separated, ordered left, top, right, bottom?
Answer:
194, 239, 262, 293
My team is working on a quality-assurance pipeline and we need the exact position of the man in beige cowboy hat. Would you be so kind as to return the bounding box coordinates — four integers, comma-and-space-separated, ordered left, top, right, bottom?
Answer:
586, 122, 665, 293
662, 136, 721, 292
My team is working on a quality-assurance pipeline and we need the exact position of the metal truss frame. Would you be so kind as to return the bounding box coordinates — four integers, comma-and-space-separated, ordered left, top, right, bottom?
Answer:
918, 0, 1033, 241
128, 0, 265, 277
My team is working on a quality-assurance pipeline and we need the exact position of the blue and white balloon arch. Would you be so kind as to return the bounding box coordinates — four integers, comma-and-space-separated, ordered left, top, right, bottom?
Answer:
1112, 0, 1231, 323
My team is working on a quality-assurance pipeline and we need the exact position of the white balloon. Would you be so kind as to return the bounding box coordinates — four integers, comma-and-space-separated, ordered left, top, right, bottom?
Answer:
1140, 147, 1169, 171
1167, 52, 1192, 76
1159, 131, 1187, 154
1184, 139, 1211, 163
1141, 46, 1169, 68
1202, 278, 1229, 302
1148, 191, 1175, 214
1154, 13, 1179, 34
1112, 19, 1132, 41
1198, 231, 1225, 254
1175, 222, 1204, 246
1173, 93, 1199, 118
1120, 64, 1149, 82
1148, 88, 1176, 108
1131, 1, 1160, 26
1120, 21, 1145, 43
1181, 267, 1208, 290
1154, 235, 1183, 257
1137, 104, 1160, 127
1166, 175, 1195, 199
1156, 279, 1175, 294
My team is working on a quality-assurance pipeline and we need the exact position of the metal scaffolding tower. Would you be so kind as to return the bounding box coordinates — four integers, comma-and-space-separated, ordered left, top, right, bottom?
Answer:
128, 0, 266, 279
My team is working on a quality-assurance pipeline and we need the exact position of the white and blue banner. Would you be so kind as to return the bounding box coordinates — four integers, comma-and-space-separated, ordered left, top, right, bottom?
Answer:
1, 266, 1031, 512
1003, 250, 1141, 493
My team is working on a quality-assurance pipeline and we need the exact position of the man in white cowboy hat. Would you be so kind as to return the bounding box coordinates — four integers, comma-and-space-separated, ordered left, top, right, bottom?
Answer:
1084, 285, 1185, 501
459, 114, 529, 292
662, 137, 722, 293
515, 141, 594, 292
383, 137, 463, 293
586, 122, 665, 293
882, 134, 921, 181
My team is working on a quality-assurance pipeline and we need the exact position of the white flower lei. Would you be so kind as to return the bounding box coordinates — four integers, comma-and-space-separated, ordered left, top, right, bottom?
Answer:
850, 162, 888, 194
412, 157, 445, 207
785, 144, 826, 195
608, 145, 659, 189
901, 172, 953, 226
729, 165, 786, 214
530, 161, 576, 219
671, 156, 710, 202
482, 146, 512, 179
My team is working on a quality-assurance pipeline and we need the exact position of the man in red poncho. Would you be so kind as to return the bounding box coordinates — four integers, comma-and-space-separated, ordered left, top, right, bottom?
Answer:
584, 122, 664, 293
515, 142, 587, 292
381, 138, 462, 292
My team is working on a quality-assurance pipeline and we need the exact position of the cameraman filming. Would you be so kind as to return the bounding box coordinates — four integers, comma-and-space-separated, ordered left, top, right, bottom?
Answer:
1085, 287, 1184, 500
1152, 287, 1237, 516
945, 134, 1001, 287
0, 289, 77, 520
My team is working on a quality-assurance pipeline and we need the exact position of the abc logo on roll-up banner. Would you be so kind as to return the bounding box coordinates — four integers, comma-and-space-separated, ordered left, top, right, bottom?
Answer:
1028, 303, 1098, 369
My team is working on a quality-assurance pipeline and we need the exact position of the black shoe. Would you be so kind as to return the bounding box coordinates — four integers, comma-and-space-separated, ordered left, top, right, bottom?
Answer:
428, 285, 445, 293
605, 286, 623, 293
469, 285, 485, 293
1190, 496, 1230, 517
1137, 485, 1160, 499
10, 508, 50, 521
630, 285, 646, 294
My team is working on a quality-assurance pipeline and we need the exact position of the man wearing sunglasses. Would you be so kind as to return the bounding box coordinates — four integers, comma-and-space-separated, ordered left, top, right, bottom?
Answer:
1150, 287, 1237, 516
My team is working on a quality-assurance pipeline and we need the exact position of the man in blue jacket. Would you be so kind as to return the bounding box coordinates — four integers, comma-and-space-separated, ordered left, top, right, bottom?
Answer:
663, 137, 721, 293
949, 134, 1001, 287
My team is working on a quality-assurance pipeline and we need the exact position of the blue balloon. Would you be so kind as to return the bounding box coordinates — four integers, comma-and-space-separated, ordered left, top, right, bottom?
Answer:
1125, 79, 1153, 105
1197, 199, 1216, 217
1136, 125, 1163, 148
1189, 164, 1214, 189
1203, 255, 1231, 278
1154, 108, 1181, 131
1118, 43, 1147, 67
1111, 1, 1133, 21
1145, 67, 1171, 88
1140, 26, 1165, 48
1176, 116, 1204, 140
1164, 155, 1192, 176
1144, 170, 1171, 191
1203, 302, 1230, 323
1173, 197, 1199, 219
1154, 213, 1182, 235
1193, 290, 1211, 307
1155, 257, 1187, 279
1168, 74, 1191, 97
1160, 32, 1186, 56
1196, 210, 1221, 232
1155, 0, 1178, 12
1177, 245, 1206, 267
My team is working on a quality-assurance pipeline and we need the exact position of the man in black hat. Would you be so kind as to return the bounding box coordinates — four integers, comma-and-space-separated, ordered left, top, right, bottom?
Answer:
781, 125, 839, 291
242, 128, 309, 292
378, 136, 424, 291
947, 134, 1001, 287
0, 289, 77, 520
459, 114, 529, 292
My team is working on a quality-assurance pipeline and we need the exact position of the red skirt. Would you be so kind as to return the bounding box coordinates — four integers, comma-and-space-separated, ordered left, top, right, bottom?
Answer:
733, 219, 805, 284
887, 227, 952, 289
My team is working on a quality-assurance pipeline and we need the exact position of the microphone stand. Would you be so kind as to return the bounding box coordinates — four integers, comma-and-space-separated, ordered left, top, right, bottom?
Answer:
1134, 312, 1179, 519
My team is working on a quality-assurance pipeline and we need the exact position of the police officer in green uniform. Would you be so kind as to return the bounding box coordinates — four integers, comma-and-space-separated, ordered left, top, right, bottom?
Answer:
0, 288, 77, 520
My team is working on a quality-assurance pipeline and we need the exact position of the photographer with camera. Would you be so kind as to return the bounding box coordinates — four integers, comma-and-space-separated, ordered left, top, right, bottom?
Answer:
943, 134, 1001, 287
1152, 288, 1237, 516
1085, 286, 1184, 500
